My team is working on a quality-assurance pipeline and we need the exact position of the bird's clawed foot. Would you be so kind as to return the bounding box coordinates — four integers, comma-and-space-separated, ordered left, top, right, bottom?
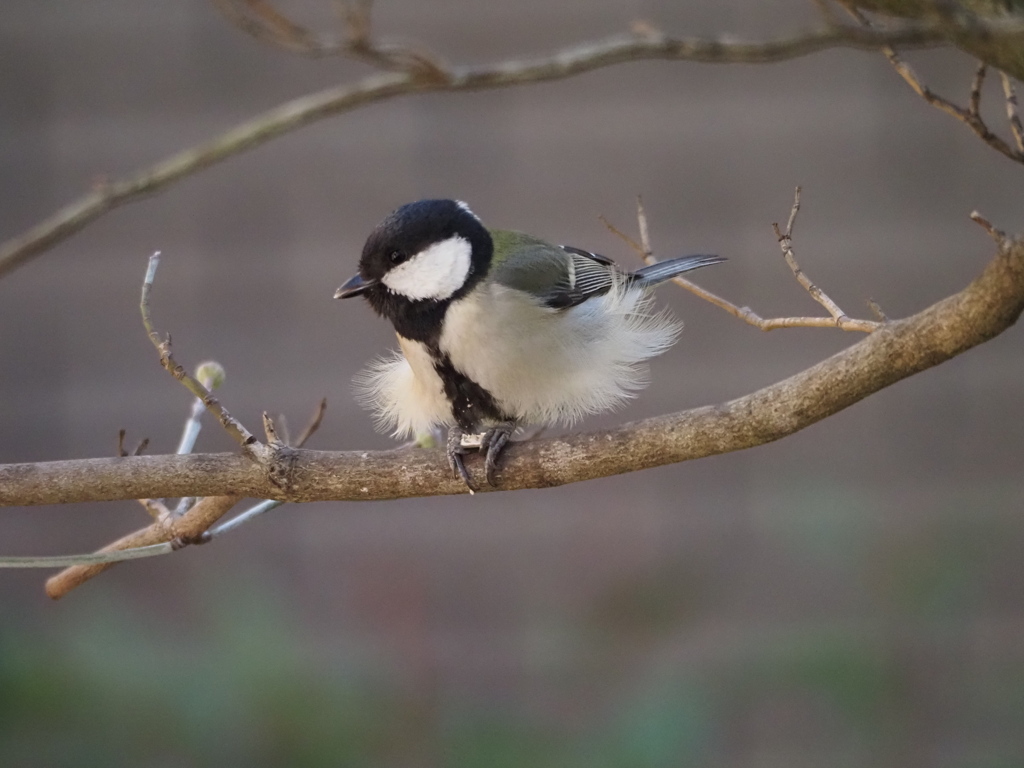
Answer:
446, 427, 476, 491
480, 422, 515, 487
446, 422, 516, 492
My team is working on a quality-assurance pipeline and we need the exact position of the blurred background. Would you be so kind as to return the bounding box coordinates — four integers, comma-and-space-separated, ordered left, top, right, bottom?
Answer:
2, 1, 1023, 765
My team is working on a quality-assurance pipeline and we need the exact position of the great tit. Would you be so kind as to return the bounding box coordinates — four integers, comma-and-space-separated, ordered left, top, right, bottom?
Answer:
335, 199, 724, 490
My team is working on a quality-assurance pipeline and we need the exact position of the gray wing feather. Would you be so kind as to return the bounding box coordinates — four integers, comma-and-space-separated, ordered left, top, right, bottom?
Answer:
630, 254, 726, 288
490, 232, 723, 310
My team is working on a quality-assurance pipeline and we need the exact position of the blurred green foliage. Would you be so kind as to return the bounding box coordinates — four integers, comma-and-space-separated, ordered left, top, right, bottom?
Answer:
2, 483, 1022, 766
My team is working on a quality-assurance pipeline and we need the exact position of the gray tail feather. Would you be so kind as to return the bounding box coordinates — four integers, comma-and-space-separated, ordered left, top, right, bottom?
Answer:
630, 254, 726, 287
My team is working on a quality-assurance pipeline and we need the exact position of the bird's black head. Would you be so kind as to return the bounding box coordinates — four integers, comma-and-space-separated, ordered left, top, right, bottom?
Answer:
335, 199, 493, 346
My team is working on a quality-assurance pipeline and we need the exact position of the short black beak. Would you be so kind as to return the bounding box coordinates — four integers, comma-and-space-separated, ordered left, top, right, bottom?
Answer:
334, 274, 375, 299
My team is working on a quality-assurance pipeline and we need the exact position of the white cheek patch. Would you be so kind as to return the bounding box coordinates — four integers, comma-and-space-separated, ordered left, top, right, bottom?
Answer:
382, 235, 473, 301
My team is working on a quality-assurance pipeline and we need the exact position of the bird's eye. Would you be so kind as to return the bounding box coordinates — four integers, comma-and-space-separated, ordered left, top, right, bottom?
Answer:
389, 250, 404, 264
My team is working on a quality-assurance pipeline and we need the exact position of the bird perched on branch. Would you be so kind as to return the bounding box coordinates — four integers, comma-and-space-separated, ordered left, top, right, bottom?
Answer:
336, 199, 723, 491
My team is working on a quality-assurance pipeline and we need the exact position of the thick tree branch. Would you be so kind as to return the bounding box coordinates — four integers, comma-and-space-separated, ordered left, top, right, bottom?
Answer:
19, 397, 331, 599
848, 1, 1024, 80
3, 233, 1021, 510
1, 17, 1012, 279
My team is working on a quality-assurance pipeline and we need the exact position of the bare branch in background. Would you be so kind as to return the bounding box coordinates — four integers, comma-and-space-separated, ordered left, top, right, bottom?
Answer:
334, 0, 449, 79
210, 0, 339, 55
1000, 70, 1024, 153
843, 3, 1024, 164
3, 13, 1018, 279
209, 0, 450, 78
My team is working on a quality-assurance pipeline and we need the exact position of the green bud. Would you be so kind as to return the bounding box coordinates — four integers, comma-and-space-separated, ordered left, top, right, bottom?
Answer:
195, 361, 226, 390
414, 430, 437, 449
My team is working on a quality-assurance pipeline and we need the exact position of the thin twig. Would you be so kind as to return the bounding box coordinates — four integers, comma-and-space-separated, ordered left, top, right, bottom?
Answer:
1000, 71, 1024, 153
141, 253, 260, 452
336, 0, 449, 80
45, 494, 243, 599
603, 192, 881, 334
969, 62, 986, 117
171, 393, 208, 516
867, 299, 889, 323
293, 397, 328, 447
172, 361, 227, 515
210, 0, 341, 55
772, 187, 852, 324
844, 4, 1024, 165
970, 210, 1007, 246
2, 17, 1009, 279
203, 398, 329, 541
117, 430, 167, 520
0, 543, 176, 569
204, 499, 280, 540
138, 498, 171, 522
262, 412, 282, 446
175, 396, 209, 455
275, 414, 291, 449
636, 196, 653, 258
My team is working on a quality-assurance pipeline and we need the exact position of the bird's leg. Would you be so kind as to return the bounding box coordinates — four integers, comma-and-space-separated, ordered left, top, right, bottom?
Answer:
479, 421, 516, 487
446, 426, 477, 492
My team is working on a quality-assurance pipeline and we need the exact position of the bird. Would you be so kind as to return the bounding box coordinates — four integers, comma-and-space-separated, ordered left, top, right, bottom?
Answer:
335, 199, 724, 491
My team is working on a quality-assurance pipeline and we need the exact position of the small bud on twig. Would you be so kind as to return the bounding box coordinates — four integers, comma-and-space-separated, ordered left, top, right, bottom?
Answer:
195, 361, 226, 390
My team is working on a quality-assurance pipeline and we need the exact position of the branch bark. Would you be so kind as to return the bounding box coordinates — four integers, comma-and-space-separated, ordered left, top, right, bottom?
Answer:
44, 495, 243, 600
0, 17, 1011, 279
3, 235, 1021, 508
849, 1, 1024, 80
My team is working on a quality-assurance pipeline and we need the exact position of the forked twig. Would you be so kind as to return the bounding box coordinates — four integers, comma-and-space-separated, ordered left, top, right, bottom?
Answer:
210, 0, 449, 79
335, 0, 449, 80
142, 253, 261, 452
116, 430, 170, 521
201, 397, 329, 541
604, 190, 883, 333
31, 263, 331, 587
843, 4, 1024, 165
772, 188, 851, 324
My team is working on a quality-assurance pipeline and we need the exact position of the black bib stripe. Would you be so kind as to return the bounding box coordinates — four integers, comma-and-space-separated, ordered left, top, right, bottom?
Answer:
431, 354, 510, 431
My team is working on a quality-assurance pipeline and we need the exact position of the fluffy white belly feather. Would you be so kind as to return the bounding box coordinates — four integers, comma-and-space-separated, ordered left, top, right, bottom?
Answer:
356, 282, 680, 437
354, 335, 453, 437
443, 282, 680, 426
